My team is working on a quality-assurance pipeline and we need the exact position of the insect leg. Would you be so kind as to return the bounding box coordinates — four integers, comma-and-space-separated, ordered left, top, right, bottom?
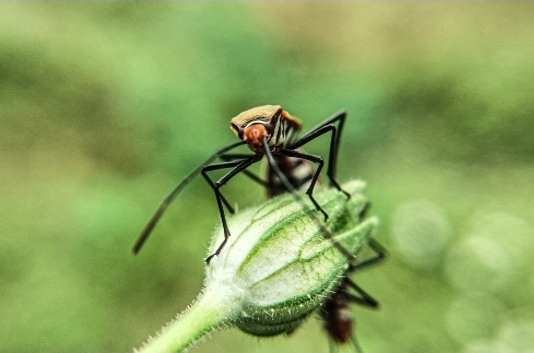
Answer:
349, 238, 387, 272
288, 121, 349, 198
132, 140, 246, 255
263, 137, 357, 263
352, 201, 387, 271
342, 278, 379, 309
299, 109, 347, 142
358, 201, 371, 223
201, 160, 248, 214
202, 156, 260, 264
290, 110, 347, 190
297, 109, 346, 173
219, 153, 268, 187
280, 149, 328, 220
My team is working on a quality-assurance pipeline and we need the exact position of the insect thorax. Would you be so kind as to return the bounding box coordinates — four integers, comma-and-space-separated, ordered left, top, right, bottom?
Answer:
269, 113, 300, 148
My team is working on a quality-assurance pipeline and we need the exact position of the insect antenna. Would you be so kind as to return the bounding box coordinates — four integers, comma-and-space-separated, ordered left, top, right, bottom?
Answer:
132, 140, 246, 255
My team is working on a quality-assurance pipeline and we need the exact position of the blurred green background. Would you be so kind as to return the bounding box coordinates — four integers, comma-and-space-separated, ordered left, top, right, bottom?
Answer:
1, 2, 533, 352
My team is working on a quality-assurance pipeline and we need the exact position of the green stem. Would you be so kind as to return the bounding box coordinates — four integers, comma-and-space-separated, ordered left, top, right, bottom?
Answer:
136, 289, 239, 353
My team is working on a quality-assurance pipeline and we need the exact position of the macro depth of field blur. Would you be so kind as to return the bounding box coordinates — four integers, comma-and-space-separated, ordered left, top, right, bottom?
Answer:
1, 3, 534, 353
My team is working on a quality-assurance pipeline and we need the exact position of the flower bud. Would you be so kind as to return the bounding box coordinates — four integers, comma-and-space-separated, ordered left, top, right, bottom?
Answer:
137, 180, 379, 353
205, 180, 379, 337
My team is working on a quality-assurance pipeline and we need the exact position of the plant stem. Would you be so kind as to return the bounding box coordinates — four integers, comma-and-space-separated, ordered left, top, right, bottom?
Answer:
136, 289, 238, 353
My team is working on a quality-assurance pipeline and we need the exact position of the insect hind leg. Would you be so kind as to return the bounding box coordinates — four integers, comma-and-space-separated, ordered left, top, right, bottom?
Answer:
342, 278, 379, 309
350, 238, 387, 272
353, 202, 387, 271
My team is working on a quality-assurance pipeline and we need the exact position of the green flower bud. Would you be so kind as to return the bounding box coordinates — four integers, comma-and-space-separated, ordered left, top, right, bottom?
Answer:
136, 180, 378, 353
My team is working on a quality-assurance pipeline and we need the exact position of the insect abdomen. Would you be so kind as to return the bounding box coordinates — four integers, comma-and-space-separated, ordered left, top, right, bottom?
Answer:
266, 154, 316, 198
320, 281, 353, 344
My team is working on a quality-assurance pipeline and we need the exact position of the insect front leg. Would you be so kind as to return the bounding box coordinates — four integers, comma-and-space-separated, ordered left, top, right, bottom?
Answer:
219, 153, 268, 187
201, 161, 242, 214
201, 157, 259, 264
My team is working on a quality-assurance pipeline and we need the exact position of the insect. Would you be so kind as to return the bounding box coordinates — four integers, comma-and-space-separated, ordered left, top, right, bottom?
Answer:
320, 204, 386, 353
133, 105, 351, 264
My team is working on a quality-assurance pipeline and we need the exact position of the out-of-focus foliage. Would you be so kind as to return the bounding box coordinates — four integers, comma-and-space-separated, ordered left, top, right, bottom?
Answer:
1, 3, 533, 353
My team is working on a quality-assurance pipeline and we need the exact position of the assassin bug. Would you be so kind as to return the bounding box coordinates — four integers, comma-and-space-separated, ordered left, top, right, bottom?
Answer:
133, 105, 351, 264
229, 105, 349, 203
